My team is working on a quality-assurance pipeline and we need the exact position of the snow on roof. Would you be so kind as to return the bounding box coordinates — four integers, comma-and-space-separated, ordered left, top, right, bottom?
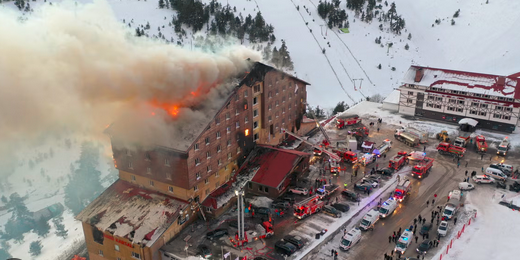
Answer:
402, 66, 520, 99
248, 196, 274, 208
76, 180, 187, 246
383, 89, 400, 104
459, 118, 478, 127
250, 145, 311, 188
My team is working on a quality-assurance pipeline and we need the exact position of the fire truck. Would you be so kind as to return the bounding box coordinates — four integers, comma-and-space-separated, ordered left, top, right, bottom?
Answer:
395, 127, 428, 143
475, 135, 488, 154
360, 153, 377, 166
375, 139, 392, 156
453, 132, 471, 148
437, 142, 466, 158
336, 114, 362, 129
388, 151, 409, 170
329, 159, 341, 174
334, 150, 358, 163
394, 131, 420, 147
230, 221, 274, 247
393, 179, 411, 202
411, 157, 434, 178
293, 196, 325, 219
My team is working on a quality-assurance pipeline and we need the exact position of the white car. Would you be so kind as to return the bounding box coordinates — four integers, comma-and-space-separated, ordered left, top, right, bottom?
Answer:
438, 221, 448, 236
458, 182, 475, 191
289, 187, 308, 195
472, 175, 495, 184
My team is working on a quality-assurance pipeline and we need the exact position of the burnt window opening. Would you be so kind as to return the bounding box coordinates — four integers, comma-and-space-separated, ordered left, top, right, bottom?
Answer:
92, 227, 104, 245
145, 152, 151, 161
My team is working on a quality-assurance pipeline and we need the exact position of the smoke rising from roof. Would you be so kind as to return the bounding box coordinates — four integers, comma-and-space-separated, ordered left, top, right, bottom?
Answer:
0, 1, 261, 177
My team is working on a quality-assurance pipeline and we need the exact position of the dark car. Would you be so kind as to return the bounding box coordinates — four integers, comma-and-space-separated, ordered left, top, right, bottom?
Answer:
419, 223, 432, 235
341, 190, 361, 202
271, 201, 291, 209
376, 167, 394, 176
255, 207, 271, 215
354, 181, 373, 191
416, 239, 432, 254
284, 235, 305, 249
323, 205, 342, 218
510, 181, 520, 192
198, 244, 212, 259
332, 203, 350, 212
275, 240, 297, 256
206, 228, 228, 240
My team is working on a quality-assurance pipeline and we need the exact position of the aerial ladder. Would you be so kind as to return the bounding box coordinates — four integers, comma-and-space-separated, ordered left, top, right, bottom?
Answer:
306, 104, 332, 147
281, 128, 341, 161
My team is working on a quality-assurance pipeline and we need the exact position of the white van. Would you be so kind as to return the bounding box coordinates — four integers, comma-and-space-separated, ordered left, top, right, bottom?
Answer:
379, 198, 398, 218
359, 209, 380, 231
339, 227, 362, 251
448, 190, 462, 201
485, 167, 508, 181
394, 229, 413, 255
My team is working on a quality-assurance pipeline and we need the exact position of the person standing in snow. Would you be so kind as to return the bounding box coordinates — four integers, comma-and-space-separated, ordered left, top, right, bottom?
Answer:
454, 217, 458, 225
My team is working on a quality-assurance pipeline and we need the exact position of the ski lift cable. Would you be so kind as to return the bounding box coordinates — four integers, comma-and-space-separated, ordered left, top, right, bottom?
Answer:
340, 61, 367, 98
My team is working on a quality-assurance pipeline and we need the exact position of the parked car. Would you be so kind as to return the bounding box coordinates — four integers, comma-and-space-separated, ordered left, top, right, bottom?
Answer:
275, 240, 297, 256
510, 181, 520, 192
255, 207, 271, 215
489, 163, 513, 175
198, 244, 212, 259
416, 239, 432, 254
354, 181, 374, 191
283, 235, 305, 249
332, 203, 350, 212
419, 223, 432, 235
472, 175, 495, 184
438, 221, 448, 236
362, 177, 380, 188
341, 190, 361, 202
271, 201, 291, 209
458, 182, 475, 191
206, 228, 228, 240
276, 196, 296, 204
376, 167, 394, 176
323, 205, 342, 218
289, 187, 309, 195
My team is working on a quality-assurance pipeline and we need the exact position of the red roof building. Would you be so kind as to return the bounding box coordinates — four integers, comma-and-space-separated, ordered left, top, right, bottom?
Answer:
244, 145, 311, 199
398, 65, 520, 133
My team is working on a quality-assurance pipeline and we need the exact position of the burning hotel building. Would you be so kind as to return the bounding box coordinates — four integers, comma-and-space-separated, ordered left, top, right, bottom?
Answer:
76, 62, 310, 260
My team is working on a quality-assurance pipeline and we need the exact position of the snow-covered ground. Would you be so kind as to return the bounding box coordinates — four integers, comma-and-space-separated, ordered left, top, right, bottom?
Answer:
432, 186, 520, 260
0, 136, 116, 260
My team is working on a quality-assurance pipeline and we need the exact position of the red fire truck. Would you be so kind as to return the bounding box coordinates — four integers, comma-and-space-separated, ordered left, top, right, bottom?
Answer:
437, 142, 466, 158
475, 135, 488, 154
411, 157, 434, 179
293, 196, 325, 219
230, 221, 274, 247
388, 151, 409, 170
334, 150, 358, 163
393, 179, 411, 202
336, 114, 362, 129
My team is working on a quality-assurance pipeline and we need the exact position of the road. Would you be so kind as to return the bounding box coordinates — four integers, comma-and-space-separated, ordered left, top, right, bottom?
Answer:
301, 122, 520, 260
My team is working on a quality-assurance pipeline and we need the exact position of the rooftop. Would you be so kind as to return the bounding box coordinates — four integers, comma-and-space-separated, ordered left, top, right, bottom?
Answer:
76, 180, 188, 246
250, 145, 311, 188
383, 89, 400, 104
402, 66, 520, 99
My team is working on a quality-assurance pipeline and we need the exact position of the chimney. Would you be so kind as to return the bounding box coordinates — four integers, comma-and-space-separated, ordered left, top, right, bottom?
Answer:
497, 76, 506, 86
414, 68, 424, 82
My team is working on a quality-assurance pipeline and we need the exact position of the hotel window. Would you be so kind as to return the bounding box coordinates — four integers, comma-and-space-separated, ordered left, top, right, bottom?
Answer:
282, 97, 286, 103
408, 91, 414, 95
253, 97, 258, 105
268, 91, 272, 98
254, 121, 259, 129
99, 250, 104, 257
194, 185, 198, 191
505, 107, 512, 112
149, 180, 154, 186
195, 158, 200, 166
194, 143, 199, 150
436, 97, 442, 101
237, 147, 241, 154
427, 103, 433, 108
128, 161, 133, 169
235, 94, 239, 101
228, 152, 232, 160
215, 117, 220, 125
457, 108, 463, 112
131, 175, 136, 181
206, 189, 210, 195
226, 113, 230, 120
245, 116, 249, 123
470, 110, 477, 115
447, 106, 455, 111
503, 115, 511, 120
434, 104, 441, 109
216, 132, 221, 139
166, 172, 172, 180
480, 104, 488, 108
215, 181, 220, 188
235, 108, 239, 115
168, 186, 174, 193
268, 116, 272, 122
471, 102, 479, 107
493, 113, 502, 119
227, 140, 231, 146
282, 108, 286, 114
145, 152, 151, 161
227, 126, 231, 133
115, 245, 120, 251
205, 178, 209, 185
449, 99, 456, 104
479, 112, 486, 116
217, 145, 222, 153
254, 133, 259, 141
244, 90, 248, 97
407, 99, 413, 103
216, 171, 219, 177
146, 167, 152, 174
428, 96, 434, 100
458, 100, 465, 105
276, 89, 279, 95
196, 172, 201, 179
254, 109, 258, 117
218, 159, 222, 165
268, 104, 272, 110
276, 112, 279, 118
254, 85, 261, 93
276, 101, 279, 107
205, 137, 210, 145
206, 151, 211, 159
283, 85, 286, 91
165, 158, 170, 166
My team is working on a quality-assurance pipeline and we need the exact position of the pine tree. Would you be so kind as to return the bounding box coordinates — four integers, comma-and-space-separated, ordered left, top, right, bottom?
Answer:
405, 43, 409, 50
333, 101, 349, 115
35, 217, 51, 237
451, 19, 455, 25
53, 216, 68, 238
29, 241, 42, 256
378, 64, 382, 69
453, 9, 460, 18
408, 33, 412, 40
158, 0, 165, 9
271, 46, 280, 67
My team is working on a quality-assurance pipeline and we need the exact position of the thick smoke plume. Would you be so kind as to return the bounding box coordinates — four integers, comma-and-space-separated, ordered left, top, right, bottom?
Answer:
0, 1, 261, 177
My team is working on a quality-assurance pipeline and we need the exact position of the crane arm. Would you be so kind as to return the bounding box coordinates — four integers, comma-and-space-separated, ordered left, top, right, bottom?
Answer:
281, 129, 341, 161
306, 104, 331, 143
